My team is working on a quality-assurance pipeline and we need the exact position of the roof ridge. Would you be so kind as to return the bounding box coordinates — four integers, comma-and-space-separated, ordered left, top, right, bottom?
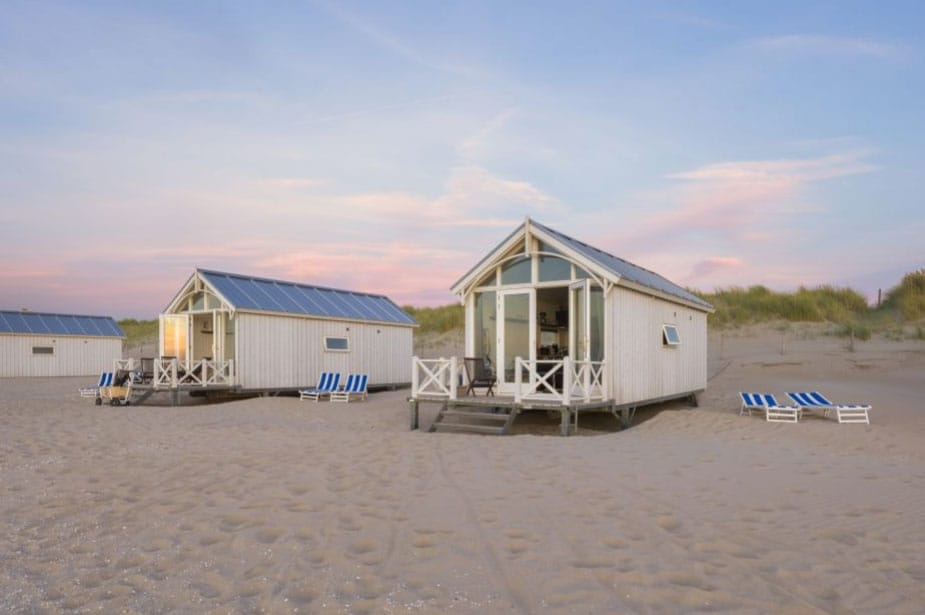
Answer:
196, 268, 392, 300
0, 309, 117, 320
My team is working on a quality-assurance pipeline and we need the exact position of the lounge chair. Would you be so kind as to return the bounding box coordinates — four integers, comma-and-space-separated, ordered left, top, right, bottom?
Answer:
739, 392, 801, 423
463, 357, 496, 396
80, 371, 113, 399
330, 373, 369, 403
786, 391, 871, 424
299, 372, 341, 401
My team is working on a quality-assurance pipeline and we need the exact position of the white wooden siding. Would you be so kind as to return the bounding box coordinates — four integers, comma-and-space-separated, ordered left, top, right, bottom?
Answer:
607, 288, 708, 405
234, 313, 413, 390
0, 334, 122, 378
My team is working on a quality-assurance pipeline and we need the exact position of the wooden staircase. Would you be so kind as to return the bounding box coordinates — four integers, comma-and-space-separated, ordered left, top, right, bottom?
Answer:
429, 403, 517, 435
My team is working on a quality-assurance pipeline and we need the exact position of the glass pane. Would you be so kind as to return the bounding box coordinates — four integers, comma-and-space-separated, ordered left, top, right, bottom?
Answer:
538, 255, 571, 282
575, 266, 591, 280
473, 292, 496, 371
191, 292, 205, 311
162, 315, 188, 362
503, 294, 530, 382
590, 287, 604, 361
572, 287, 586, 360
476, 268, 497, 287
501, 256, 531, 285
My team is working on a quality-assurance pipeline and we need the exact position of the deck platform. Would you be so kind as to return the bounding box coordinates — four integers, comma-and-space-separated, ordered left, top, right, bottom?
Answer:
409, 394, 622, 436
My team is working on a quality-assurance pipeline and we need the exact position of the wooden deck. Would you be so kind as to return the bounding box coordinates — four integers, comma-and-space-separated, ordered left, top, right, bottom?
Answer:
409, 394, 623, 436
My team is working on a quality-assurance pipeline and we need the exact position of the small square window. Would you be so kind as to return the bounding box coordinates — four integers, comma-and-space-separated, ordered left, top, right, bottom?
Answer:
32, 346, 54, 355
324, 336, 349, 352
662, 325, 681, 347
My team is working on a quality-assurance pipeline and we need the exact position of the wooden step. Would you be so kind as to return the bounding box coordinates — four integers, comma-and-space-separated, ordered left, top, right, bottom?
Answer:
432, 422, 505, 435
441, 409, 510, 421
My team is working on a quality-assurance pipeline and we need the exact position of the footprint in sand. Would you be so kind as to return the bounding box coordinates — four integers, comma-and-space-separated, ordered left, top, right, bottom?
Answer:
254, 526, 286, 544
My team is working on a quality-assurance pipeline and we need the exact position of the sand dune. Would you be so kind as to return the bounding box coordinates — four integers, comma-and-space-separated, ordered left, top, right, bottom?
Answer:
1, 326, 923, 613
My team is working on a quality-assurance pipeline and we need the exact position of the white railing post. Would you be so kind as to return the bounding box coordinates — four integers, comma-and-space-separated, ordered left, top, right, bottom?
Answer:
562, 356, 572, 405
449, 356, 458, 400
514, 357, 522, 403
411, 356, 420, 398
583, 360, 591, 402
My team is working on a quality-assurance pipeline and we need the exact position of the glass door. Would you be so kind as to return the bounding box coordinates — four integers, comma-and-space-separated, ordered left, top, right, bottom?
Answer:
498, 289, 534, 390
569, 280, 589, 361
160, 314, 189, 363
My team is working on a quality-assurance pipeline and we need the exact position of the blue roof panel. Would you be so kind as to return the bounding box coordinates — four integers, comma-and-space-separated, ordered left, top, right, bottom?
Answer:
0, 311, 124, 337
198, 270, 417, 326
531, 221, 712, 310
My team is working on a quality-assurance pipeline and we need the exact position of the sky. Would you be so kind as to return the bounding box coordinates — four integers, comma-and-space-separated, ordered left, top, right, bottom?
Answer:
1, 1, 923, 319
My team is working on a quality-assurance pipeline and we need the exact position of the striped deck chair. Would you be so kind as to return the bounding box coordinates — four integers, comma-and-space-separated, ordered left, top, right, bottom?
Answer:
299, 372, 341, 401
786, 391, 871, 424
330, 373, 369, 403
739, 392, 801, 423
80, 371, 113, 399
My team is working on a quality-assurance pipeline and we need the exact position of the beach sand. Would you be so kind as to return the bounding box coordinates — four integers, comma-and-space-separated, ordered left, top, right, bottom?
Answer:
2, 325, 923, 613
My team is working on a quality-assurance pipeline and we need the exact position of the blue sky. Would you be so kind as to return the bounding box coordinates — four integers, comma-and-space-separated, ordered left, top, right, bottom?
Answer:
1, 1, 922, 318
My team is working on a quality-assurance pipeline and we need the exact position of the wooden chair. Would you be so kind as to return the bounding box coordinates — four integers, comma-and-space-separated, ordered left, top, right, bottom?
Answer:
463, 357, 496, 396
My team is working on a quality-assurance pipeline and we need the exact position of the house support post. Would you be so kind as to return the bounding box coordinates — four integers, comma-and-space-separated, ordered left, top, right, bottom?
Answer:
560, 409, 571, 437
408, 398, 419, 430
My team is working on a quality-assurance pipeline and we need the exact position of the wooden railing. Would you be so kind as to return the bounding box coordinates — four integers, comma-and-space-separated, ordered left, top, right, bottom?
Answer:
515, 357, 606, 404
152, 358, 235, 388
410, 356, 459, 399
410, 355, 606, 406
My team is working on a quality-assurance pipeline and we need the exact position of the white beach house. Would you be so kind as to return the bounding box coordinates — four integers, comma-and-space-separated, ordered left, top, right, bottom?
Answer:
150, 269, 417, 395
410, 218, 714, 435
0, 310, 124, 378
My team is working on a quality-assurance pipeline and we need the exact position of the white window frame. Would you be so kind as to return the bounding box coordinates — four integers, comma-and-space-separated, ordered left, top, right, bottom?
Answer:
662, 324, 681, 347
323, 336, 350, 352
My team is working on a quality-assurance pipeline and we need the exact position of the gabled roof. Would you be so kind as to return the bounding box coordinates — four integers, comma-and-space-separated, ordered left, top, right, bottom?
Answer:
0, 310, 124, 337
451, 218, 713, 312
195, 269, 417, 326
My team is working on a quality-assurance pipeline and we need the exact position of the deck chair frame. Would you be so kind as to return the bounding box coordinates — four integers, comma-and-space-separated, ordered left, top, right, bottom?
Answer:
300, 372, 341, 401
330, 373, 369, 403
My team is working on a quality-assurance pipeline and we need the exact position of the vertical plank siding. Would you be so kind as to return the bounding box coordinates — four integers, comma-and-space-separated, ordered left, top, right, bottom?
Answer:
608, 288, 708, 405
0, 335, 122, 378
234, 313, 413, 390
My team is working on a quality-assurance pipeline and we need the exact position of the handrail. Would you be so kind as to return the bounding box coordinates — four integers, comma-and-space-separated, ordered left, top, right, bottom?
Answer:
411, 356, 458, 399
516, 357, 606, 404
151, 357, 235, 389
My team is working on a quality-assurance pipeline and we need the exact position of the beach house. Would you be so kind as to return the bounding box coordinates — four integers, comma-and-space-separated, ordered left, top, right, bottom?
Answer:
409, 218, 714, 434
0, 310, 124, 378
145, 269, 416, 396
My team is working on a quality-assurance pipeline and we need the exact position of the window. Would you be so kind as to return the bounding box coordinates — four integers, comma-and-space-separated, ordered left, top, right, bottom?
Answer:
662, 324, 681, 347
324, 336, 349, 352
500, 256, 531, 285
32, 346, 54, 355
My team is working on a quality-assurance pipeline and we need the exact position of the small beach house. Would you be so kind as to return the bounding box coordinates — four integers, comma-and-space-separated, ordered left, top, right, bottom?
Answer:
0, 310, 124, 378
410, 218, 714, 434
153, 269, 416, 394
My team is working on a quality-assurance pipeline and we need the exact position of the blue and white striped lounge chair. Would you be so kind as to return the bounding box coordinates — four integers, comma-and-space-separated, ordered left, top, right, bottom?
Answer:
739, 392, 801, 423
330, 373, 368, 403
786, 391, 871, 424
299, 372, 341, 401
80, 371, 113, 399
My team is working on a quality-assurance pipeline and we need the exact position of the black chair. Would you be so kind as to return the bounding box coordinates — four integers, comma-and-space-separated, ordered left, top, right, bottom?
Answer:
463, 357, 496, 396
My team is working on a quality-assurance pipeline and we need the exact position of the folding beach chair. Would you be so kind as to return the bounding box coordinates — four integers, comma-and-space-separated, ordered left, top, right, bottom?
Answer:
463, 357, 496, 396
330, 373, 369, 403
738, 392, 801, 423
299, 372, 341, 401
79, 371, 112, 399
786, 391, 871, 424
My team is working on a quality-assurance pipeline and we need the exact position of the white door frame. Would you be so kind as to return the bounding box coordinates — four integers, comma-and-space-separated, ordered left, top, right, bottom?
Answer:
569, 279, 591, 362
497, 288, 535, 393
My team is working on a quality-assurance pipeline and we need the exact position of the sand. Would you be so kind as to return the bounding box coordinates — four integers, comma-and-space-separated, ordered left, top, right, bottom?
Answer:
1, 325, 923, 613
